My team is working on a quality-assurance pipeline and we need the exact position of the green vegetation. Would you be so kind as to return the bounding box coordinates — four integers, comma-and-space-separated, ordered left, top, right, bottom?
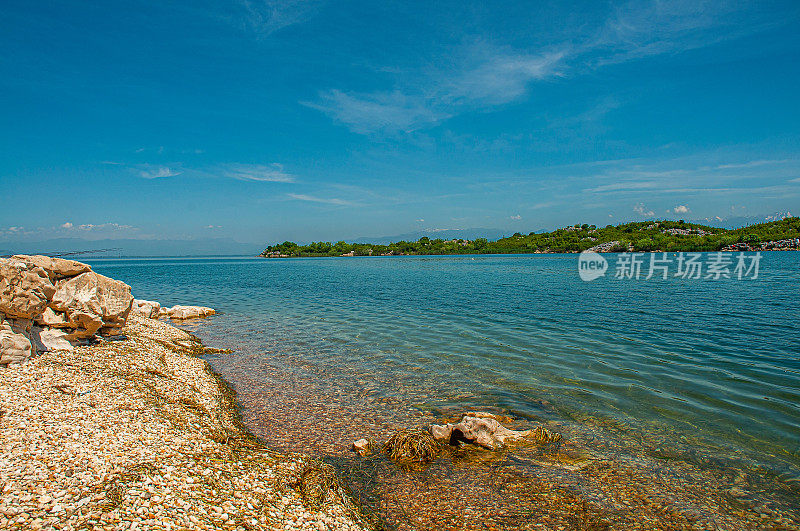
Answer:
261, 217, 800, 257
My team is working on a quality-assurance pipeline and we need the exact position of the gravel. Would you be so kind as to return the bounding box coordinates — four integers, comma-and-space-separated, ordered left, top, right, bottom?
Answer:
0, 314, 370, 531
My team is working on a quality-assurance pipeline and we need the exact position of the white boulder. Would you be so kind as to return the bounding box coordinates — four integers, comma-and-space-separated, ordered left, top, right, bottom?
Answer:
430, 413, 561, 450
164, 305, 216, 320
133, 299, 161, 318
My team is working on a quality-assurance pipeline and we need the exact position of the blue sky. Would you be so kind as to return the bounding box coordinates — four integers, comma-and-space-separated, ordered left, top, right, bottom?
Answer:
1, 0, 799, 245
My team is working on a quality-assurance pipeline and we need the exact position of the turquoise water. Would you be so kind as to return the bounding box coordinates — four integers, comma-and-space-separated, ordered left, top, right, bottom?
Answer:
89, 254, 800, 477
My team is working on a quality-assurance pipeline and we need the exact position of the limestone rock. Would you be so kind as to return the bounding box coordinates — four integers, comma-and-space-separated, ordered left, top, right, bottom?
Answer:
0, 258, 54, 319
63, 311, 103, 339
0, 326, 32, 366
50, 272, 134, 335
11, 254, 91, 279
165, 305, 216, 319
352, 439, 371, 456
430, 413, 560, 450
36, 307, 71, 328
133, 299, 161, 319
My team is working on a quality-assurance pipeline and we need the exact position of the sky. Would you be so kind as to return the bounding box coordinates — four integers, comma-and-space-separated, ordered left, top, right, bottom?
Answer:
1, 0, 799, 246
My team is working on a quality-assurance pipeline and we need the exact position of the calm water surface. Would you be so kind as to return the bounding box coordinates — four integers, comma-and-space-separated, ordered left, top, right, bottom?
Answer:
88, 253, 800, 526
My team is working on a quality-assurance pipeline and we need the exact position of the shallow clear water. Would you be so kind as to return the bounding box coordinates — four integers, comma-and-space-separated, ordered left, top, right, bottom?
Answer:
88, 253, 800, 527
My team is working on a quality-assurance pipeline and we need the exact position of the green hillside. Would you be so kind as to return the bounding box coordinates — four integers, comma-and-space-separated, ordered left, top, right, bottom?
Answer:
261, 217, 800, 257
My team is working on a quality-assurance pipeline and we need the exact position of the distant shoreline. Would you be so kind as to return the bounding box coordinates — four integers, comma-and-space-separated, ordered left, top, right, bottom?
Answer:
258, 248, 799, 258
260, 218, 800, 258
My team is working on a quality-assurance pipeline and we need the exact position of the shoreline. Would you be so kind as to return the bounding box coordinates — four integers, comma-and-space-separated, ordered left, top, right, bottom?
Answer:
0, 314, 370, 531
258, 248, 799, 258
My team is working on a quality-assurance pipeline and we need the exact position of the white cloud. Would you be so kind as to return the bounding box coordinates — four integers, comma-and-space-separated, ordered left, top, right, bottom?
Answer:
287, 193, 357, 206
633, 203, 655, 217
0, 222, 141, 242
588, 181, 661, 193
415, 218, 425, 222
673, 205, 690, 214
510, 214, 522, 220
221, 163, 295, 183
75, 223, 135, 232
139, 166, 182, 179
305, 44, 567, 134
713, 159, 790, 170
240, 0, 321, 36
306, 1, 778, 135
305, 90, 448, 134
589, 0, 755, 65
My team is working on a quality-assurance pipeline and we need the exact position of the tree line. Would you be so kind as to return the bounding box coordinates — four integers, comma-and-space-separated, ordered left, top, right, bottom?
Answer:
261, 217, 800, 257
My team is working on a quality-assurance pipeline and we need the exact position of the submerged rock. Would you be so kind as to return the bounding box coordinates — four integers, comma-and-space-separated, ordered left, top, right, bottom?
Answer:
351, 439, 372, 457
430, 413, 561, 450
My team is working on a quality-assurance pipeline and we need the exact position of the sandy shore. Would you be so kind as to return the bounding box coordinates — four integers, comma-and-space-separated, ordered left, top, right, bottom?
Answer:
0, 315, 370, 531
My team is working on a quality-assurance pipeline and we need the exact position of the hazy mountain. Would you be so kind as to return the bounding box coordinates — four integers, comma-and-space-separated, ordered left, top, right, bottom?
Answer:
350, 228, 511, 244
0, 237, 261, 257
690, 211, 795, 229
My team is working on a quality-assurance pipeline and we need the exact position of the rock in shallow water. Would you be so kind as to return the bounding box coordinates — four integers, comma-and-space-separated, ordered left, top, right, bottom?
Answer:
133, 299, 161, 318
163, 305, 216, 319
430, 413, 561, 450
351, 439, 371, 456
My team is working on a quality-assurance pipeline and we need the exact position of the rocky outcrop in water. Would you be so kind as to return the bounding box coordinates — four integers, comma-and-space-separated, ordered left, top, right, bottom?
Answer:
430, 412, 562, 450
0, 255, 134, 367
162, 305, 216, 320
132, 301, 216, 320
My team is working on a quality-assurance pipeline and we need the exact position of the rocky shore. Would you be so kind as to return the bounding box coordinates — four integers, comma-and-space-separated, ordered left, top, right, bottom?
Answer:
0, 314, 370, 531
0, 256, 370, 531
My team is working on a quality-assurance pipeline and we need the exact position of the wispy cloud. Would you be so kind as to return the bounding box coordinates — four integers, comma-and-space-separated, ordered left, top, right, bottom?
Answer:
221, 163, 295, 183
287, 193, 358, 206
633, 203, 655, 217
305, 90, 449, 134
588, 180, 661, 193
713, 159, 790, 170
308, 1, 774, 135
139, 165, 182, 179
239, 0, 321, 36
305, 44, 567, 134
0, 222, 141, 242
588, 0, 757, 65
673, 204, 690, 214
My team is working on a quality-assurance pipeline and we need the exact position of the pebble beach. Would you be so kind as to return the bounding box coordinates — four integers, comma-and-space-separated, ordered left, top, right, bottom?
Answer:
0, 314, 370, 531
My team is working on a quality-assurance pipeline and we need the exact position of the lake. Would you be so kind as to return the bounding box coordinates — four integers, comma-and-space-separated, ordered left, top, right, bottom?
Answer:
88, 253, 800, 529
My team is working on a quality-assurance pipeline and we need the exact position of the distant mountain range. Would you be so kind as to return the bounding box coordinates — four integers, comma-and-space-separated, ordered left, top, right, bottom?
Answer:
691, 211, 794, 229
0, 237, 261, 258
350, 228, 511, 244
